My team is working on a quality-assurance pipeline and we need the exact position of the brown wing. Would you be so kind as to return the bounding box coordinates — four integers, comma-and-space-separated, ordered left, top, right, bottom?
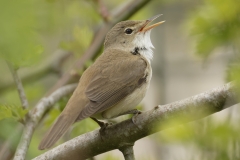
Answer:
77, 49, 148, 121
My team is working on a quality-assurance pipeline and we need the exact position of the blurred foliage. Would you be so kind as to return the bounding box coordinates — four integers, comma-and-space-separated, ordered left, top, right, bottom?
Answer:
0, 119, 21, 149
227, 62, 240, 99
158, 1, 240, 160
0, 104, 28, 121
0, 0, 100, 68
60, 26, 93, 56
186, 0, 240, 97
101, 154, 121, 160
187, 0, 240, 58
158, 114, 240, 160
186, 0, 240, 116
0, 0, 43, 67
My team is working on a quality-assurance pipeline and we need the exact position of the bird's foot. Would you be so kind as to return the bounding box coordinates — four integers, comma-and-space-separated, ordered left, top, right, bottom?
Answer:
90, 117, 111, 140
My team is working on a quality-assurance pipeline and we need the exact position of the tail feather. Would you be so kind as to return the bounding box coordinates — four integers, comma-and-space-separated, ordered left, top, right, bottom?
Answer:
38, 114, 76, 150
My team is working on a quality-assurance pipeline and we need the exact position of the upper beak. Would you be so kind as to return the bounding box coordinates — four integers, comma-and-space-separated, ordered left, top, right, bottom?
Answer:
140, 14, 165, 32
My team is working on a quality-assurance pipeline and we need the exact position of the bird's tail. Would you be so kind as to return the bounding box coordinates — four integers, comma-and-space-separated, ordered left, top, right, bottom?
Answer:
38, 113, 76, 150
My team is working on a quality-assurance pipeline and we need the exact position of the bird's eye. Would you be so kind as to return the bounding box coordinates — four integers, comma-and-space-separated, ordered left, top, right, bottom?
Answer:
125, 28, 133, 34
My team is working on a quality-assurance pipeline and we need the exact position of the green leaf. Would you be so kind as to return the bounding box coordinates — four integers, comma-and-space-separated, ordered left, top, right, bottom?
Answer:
0, 105, 12, 120
0, 104, 28, 121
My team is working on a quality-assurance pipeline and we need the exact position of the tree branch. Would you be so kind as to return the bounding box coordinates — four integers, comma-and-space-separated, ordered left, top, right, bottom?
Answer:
46, 0, 152, 96
13, 117, 34, 160
119, 144, 135, 160
7, 62, 29, 109
33, 83, 238, 160
12, 84, 77, 160
93, 0, 110, 21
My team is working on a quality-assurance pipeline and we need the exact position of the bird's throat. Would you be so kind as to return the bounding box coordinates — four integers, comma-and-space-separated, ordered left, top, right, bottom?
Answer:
132, 31, 154, 62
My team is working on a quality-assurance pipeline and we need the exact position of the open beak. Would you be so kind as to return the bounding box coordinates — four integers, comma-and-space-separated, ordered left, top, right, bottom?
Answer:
140, 14, 165, 32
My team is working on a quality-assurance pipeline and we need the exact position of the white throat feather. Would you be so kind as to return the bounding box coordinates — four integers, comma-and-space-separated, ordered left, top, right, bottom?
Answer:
132, 30, 154, 62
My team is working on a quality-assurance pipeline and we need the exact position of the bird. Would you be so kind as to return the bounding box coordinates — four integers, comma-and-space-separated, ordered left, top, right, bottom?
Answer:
39, 14, 164, 150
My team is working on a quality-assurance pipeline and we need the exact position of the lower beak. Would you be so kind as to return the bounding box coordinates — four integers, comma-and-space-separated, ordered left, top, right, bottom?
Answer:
140, 14, 165, 32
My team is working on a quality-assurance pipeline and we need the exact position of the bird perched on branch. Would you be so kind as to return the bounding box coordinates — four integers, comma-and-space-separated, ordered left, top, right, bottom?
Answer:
39, 14, 165, 150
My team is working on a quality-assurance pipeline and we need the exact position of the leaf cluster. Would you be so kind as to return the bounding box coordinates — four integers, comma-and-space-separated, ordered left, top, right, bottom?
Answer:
158, 116, 240, 160
187, 0, 240, 58
0, 104, 28, 121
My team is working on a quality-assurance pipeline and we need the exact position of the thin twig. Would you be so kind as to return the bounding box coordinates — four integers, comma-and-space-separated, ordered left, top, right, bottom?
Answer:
13, 117, 34, 160
93, 0, 109, 21
33, 83, 238, 160
7, 62, 29, 109
12, 83, 77, 160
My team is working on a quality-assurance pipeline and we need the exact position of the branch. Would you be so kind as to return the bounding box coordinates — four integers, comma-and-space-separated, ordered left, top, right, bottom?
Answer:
46, 0, 152, 96
12, 84, 77, 160
33, 83, 238, 160
119, 144, 135, 160
7, 62, 29, 109
93, 0, 109, 21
